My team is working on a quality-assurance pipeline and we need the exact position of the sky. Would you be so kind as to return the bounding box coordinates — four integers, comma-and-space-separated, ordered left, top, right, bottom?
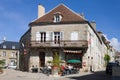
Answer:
0, 0, 120, 51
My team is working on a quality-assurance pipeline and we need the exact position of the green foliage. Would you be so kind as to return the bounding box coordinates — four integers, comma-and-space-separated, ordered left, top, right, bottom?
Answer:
0, 60, 5, 65
104, 54, 110, 66
0, 60, 5, 69
47, 61, 52, 63
53, 52, 60, 67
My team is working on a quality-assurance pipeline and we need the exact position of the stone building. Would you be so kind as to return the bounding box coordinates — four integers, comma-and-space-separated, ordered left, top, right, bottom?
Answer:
114, 51, 120, 64
19, 4, 115, 71
0, 41, 19, 68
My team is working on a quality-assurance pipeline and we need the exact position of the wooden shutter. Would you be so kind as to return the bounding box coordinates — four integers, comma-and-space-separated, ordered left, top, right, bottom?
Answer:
36, 32, 40, 41
60, 32, 63, 40
46, 32, 49, 41
71, 32, 78, 40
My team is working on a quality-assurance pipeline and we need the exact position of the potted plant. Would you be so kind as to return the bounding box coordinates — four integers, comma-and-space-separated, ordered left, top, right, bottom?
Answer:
52, 52, 61, 77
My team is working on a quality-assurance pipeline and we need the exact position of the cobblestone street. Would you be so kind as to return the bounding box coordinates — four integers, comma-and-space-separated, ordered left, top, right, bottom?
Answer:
0, 69, 112, 80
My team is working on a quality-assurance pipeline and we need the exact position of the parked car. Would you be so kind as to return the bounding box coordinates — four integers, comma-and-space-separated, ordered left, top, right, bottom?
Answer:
106, 62, 119, 75
8, 65, 17, 69
3, 65, 8, 69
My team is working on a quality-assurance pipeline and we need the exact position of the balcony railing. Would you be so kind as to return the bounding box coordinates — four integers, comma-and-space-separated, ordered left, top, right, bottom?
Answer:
29, 40, 88, 48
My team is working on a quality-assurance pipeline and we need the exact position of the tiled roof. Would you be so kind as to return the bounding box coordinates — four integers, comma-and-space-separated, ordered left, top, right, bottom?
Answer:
0, 41, 19, 50
29, 4, 86, 26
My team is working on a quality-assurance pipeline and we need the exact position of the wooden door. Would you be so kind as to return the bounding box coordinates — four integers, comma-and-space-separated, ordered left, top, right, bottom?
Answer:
39, 52, 45, 67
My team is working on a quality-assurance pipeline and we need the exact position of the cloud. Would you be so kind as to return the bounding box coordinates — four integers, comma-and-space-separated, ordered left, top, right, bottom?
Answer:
110, 37, 120, 51
103, 34, 120, 51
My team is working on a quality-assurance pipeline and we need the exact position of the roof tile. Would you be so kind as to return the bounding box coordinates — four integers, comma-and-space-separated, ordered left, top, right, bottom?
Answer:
29, 4, 86, 26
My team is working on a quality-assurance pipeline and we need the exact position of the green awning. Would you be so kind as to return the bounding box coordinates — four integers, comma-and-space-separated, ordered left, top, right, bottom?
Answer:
67, 59, 81, 63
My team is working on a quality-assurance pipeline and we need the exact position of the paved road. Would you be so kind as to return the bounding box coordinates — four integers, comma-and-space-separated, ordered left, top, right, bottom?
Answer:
59, 71, 112, 80
0, 69, 55, 80
0, 69, 112, 80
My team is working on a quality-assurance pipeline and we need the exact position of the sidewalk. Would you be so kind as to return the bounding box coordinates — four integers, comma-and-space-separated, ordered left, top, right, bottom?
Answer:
0, 69, 93, 80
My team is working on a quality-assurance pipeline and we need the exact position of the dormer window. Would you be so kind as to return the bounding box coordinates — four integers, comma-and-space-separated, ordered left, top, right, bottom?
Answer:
53, 12, 62, 23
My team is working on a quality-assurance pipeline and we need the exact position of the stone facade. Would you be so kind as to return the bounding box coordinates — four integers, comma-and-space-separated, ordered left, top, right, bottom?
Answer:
0, 41, 19, 68
31, 24, 88, 41
19, 4, 115, 72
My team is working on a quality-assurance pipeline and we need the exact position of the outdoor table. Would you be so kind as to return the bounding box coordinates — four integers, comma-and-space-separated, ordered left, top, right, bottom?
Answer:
32, 68, 38, 73
65, 68, 70, 75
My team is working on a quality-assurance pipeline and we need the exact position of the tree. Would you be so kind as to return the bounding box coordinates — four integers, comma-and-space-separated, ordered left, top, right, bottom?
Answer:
104, 54, 110, 66
0, 60, 5, 67
0, 60, 5, 73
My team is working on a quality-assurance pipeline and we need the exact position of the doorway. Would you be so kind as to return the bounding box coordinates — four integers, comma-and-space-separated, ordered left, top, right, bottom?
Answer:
39, 52, 45, 67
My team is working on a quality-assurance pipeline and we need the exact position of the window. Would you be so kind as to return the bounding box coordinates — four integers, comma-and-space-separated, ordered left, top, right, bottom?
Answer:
53, 12, 62, 23
40, 32, 46, 42
54, 15, 60, 22
2, 51, 6, 57
54, 32, 60, 44
52, 32, 61, 44
71, 32, 78, 40
11, 52, 15, 57
3, 45, 6, 48
12, 46, 15, 49
36, 32, 46, 42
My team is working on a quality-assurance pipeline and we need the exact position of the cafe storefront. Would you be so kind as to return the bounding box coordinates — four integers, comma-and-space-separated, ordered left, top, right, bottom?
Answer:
64, 50, 83, 68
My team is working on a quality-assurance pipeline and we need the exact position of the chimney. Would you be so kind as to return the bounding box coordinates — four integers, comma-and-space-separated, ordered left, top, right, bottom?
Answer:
78, 12, 85, 19
38, 4, 45, 18
97, 31, 103, 38
3, 36, 6, 41
81, 12, 84, 18
97, 31, 103, 35
90, 21, 96, 30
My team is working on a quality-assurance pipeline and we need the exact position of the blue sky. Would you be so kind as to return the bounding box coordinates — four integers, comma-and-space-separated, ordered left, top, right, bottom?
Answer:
0, 0, 120, 51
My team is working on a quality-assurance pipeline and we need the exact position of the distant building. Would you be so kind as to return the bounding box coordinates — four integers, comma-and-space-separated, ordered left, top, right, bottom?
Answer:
115, 51, 120, 64
19, 4, 115, 72
0, 41, 19, 68
97, 31, 115, 69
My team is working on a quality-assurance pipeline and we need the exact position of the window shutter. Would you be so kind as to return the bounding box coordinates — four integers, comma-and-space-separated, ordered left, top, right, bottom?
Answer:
71, 32, 78, 40
46, 32, 49, 41
36, 32, 40, 41
60, 32, 64, 40
52, 32, 54, 41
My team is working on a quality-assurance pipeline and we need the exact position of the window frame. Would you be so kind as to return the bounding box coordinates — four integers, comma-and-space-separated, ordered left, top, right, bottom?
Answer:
53, 12, 62, 23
